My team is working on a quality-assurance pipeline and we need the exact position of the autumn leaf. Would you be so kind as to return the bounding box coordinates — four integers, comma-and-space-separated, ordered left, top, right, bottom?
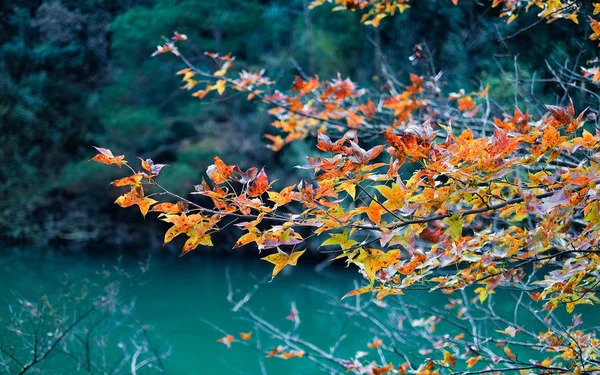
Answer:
207, 156, 236, 184
368, 338, 383, 349
172, 31, 187, 41
457, 95, 476, 111
373, 363, 393, 375
139, 157, 168, 177
114, 189, 157, 217
504, 346, 516, 360
279, 350, 305, 359
151, 202, 186, 214
342, 284, 373, 299
261, 248, 305, 280
248, 168, 270, 197
234, 229, 260, 248
239, 331, 253, 341
265, 346, 286, 358
181, 228, 213, 256
267, 185, 295, 206
217, 334, 234, 349
442, 214, 463, 240
496, 325, 520, 337
353, 249, 401, 284
466, 356, 481, 368
443, 350, 456, 367
111, 173, 144, 187
321, 229, 358, 250
215, 79, 226, 95
91, 146, 126, 167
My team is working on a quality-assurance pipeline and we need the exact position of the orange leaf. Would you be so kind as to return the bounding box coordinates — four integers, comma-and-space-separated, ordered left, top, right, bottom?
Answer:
207, 156, 236, 184
265, 346, 286, 358
248, 168, 270, 197
91, 146, 126, 167
217, 334, 234, 348
457, 96, 476, 111
466, 356, 481, 368
279, 350, 304, 359
240, 331, 253, 341
373, 363, 393, 375
368, 338, 383, 349
111, 173, 144, 187
151, 202, 185, 214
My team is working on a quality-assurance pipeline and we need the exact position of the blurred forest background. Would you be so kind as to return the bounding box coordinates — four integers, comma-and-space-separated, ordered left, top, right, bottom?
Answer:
0, 0, 594, 250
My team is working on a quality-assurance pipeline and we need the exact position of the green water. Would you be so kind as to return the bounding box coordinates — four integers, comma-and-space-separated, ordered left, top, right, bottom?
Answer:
1, 249, 596, 374
0, 249, 386, 374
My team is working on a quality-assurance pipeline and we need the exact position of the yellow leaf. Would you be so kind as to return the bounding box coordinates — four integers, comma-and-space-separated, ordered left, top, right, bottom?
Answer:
442, 214, 463, 240
353, 249, 400, 284
321, 229, 358, 250
261, 248, 305, 280
444, 350, 456, 367
215, 79, 226, 95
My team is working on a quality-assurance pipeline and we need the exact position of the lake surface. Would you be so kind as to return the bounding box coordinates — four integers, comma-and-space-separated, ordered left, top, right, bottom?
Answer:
0, 249, 386, 374
1, 249, 595, 374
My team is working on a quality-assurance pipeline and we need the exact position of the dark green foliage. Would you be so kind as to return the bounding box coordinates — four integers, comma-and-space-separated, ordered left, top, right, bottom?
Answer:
0, 0, 594, 246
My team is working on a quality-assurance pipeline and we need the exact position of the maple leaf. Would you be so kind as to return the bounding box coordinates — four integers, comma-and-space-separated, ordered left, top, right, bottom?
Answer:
206, 156, 236, 184
111, 173, 144, 187
267, 185, 295, 206
442, 214, 463, 240
181, 228, 213, 256
214, 80, 226, 95
374, 183, 405, 211
172, 31, 187, 41
419, 227, 443, 243
139, 157, 168, 177
114, 189, 157, 217
279, 350, 305, 359
542, 125, 564, 149
317, 132, 345, 153
248, 168, 270, 197
504, 346, 516, 360
320, 229, 358, 250
261, 248, 305, 280
234, 229, 260, 248
368, 338, 382, 349
291, 75, 320, 96
457, 95, 476, 111
443, 350, 456, 367
384, 131, 431, 161
466, 356, 481, 368
590, 17, 600, 43
372, 363, 393, 375
353, 249, 401, 284
496, 325, 520, 337
265, 346, 287, 358
342, 285, 373, 299
217, 334, 234, 349
151, 202, 186, 214
91, 147, 126, 167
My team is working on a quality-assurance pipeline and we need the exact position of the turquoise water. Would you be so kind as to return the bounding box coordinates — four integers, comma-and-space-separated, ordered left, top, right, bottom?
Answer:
1, 249, 596, 374
0, 249, 382, 374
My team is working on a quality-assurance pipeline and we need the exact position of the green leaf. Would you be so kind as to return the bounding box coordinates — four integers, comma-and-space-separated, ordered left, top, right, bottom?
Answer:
442, 214, 463, 240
